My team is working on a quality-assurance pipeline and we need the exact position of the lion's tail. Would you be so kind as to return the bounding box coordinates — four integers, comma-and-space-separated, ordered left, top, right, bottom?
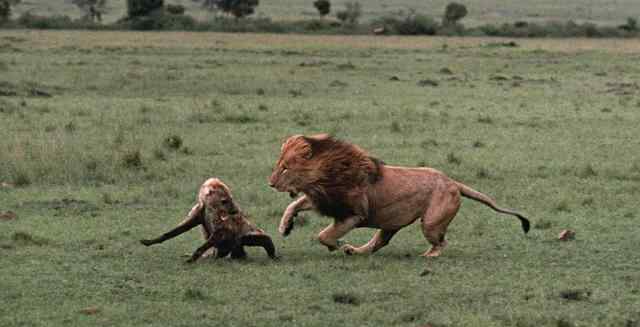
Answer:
455, 182, 530, 234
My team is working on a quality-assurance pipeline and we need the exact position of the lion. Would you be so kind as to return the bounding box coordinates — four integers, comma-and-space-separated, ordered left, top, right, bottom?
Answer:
140, 178, 277, 263
268, 134, 529, 257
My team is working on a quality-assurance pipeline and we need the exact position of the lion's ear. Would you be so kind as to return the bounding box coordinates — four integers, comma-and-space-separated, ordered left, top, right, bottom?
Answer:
300, 136, 316, 159
307, 133, 330, 141
302, 134, 332, 159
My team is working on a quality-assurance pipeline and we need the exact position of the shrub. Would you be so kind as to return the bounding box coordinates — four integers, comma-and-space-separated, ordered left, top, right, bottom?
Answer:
217, 0, 259, 18
0, 0, 11, 23
442, 2, 467, 26
13, 170, 31, 187
165, 4, 186, 15
126, 11, 197, 30
619, 17, 638, 32
200, 0, 217, 12
126, 0, 163, 18
121, 149, 143, 168
72, 0, 107, 22
437, 22, 464, 35
336, 1, 361, 25
17, 12, 71, 29
313, 0, 330, 18
163, 134, 183, 150
371, 10, 438, 35
398, 12, 438, 35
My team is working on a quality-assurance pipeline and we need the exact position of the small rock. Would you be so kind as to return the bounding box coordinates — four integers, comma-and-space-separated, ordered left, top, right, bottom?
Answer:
373, 27, 385, 35
418, 79, 439, 87
329, 80, 348, 87
558, 229, 575, 241
1, 182, 15, 188
439, 67, 454, 75
490, 74, 510, 81
29, 88, 52, 98
0, 211, 17, 221
389, 76, 400, 81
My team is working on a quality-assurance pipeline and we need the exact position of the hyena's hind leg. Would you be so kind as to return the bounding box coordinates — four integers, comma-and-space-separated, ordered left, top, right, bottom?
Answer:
420, 186, 461, 257
230, 245, 247, 259
240, 232, 278, 259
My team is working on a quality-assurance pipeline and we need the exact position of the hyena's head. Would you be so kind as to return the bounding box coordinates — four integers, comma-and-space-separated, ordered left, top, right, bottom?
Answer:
198, 178, 239, 217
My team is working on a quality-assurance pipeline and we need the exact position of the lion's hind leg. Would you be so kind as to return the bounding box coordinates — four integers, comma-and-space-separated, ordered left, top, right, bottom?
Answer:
420, 186, 461, 257
342, 229, 398, 255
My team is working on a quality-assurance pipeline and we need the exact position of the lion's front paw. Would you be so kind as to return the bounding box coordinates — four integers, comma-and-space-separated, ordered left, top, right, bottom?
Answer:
279, 220, 294, 236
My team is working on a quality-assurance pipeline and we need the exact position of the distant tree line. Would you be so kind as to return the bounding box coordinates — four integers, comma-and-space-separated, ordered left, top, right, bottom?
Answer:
1, 0, 639, 38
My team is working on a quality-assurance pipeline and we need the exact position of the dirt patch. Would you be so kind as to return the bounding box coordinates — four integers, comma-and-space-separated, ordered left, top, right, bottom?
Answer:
559, 289, 591, 301
332, 292, 360, 305
418, 79, 439, 87
79, 307, 100, 315
11, 232, 50, 246
483, 41, 519, 48
0, 81, 59, 98
606, 82, 639, 96
299, 60, 330, 67
19, 198, 99, 217
0, 211, 17, 221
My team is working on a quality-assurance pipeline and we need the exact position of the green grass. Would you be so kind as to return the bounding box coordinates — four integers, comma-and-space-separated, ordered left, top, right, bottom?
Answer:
1, 31, 640, 326
9, 0, 640, 26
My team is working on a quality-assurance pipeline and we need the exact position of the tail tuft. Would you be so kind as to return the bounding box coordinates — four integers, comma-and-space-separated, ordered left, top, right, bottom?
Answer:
519, 215, 530, 234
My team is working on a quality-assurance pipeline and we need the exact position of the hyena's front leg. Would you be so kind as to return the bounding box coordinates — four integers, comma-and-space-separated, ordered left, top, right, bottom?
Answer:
186, 238, 218, 263
198, 210, 218, 259
279, 195, 313, 236
140, 203, 203, 246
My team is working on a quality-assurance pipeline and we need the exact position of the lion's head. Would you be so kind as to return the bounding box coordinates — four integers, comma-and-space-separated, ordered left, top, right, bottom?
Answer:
269, 134, 384, 217
198, 178, 239, 217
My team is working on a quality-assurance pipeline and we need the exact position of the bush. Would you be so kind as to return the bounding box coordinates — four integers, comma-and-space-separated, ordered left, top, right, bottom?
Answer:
336, 1, 361, 25
437, 23, 464, 35
371, 11, 438, 35
127, 0, 163, 18
217, 0, 259, 18
17, 12, 70, 29
165, 4, 186, 15
126, 11, 196, 30
442, 2, 467, 26
15, 11, 106, 29
473, 20, 633, 38
313, 0, 330, 18
618, 17, 638, 32
0, 0, 11, 23
398, 13, 438, 35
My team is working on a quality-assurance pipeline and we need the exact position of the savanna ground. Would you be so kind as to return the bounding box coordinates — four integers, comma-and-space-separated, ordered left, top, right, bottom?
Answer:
11, 0, 640, 26
1, 30, 640, 326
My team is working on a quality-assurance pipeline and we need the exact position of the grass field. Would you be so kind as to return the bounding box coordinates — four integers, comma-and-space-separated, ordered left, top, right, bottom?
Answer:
1, 30, 640, 326
10, 0, 640, 26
